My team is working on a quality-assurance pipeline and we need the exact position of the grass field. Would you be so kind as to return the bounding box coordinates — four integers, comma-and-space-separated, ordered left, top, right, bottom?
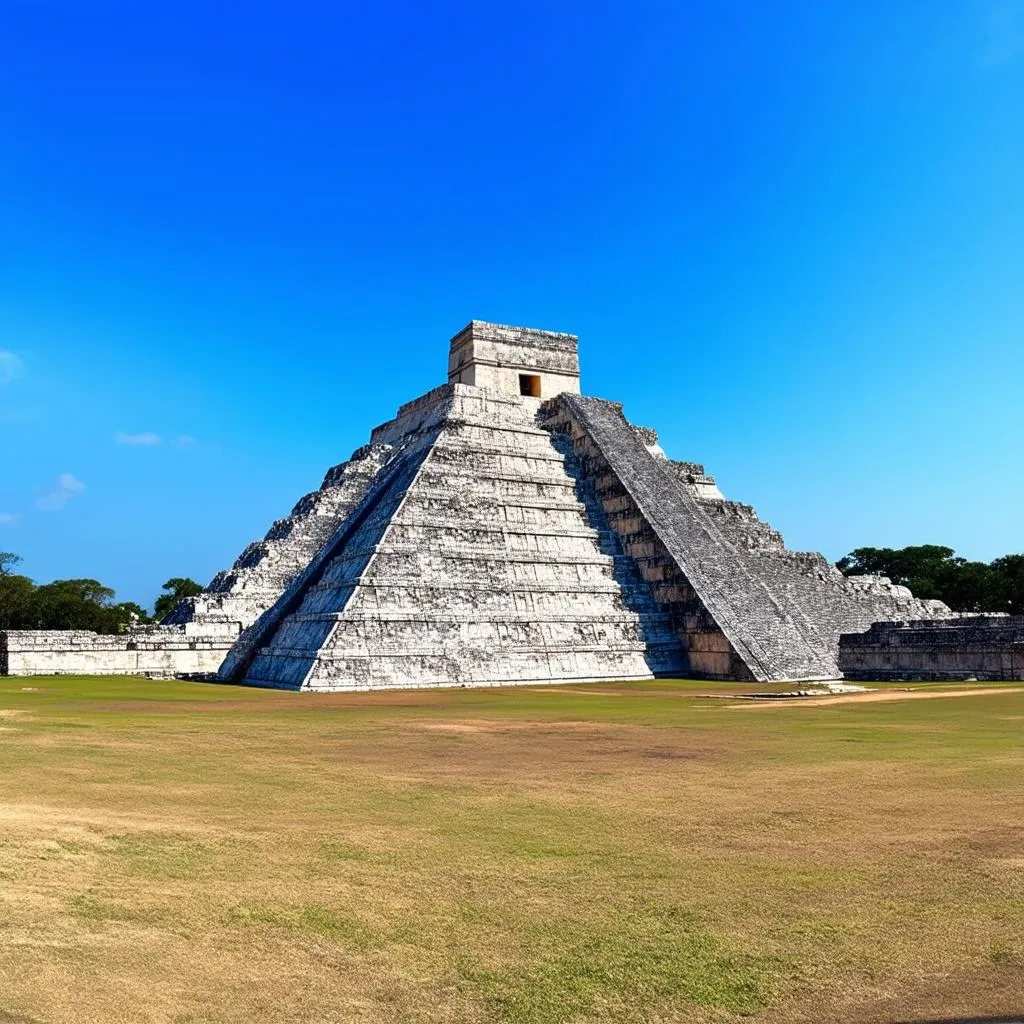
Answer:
1, 675, 1022, 1024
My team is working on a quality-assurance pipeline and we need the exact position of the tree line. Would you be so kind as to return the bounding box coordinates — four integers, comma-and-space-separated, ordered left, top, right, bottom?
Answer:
0, 552, 202, 632
836, 545, 1024, 615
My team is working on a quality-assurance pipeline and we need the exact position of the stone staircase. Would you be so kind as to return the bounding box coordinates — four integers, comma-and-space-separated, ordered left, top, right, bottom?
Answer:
541, 393, 947, 682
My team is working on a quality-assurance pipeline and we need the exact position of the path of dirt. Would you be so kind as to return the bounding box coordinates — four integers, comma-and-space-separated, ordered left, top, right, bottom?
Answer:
729, 687, 1023, 709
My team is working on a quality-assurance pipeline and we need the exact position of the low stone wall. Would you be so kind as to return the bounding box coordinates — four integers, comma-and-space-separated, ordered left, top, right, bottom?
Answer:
0, 626, 233, 679
839, 616, 1024, 681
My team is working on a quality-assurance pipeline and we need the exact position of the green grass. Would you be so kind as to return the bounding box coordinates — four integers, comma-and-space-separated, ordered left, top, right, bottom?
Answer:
0, 675, 1022, 1023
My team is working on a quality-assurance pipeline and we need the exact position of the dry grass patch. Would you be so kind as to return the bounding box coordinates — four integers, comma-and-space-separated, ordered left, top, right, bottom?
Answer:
0, 676, 1021, 1023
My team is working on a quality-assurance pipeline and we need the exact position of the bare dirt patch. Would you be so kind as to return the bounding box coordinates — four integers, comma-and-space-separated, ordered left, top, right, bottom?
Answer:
411, 718, 620, 734
729, 687, 1023, 709
95, 688, 487, 714
0, 801, 234, 838
529, 687, 625, 696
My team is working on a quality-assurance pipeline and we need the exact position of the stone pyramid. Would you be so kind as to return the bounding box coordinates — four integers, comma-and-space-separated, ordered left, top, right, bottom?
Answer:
171, 321, 947, 690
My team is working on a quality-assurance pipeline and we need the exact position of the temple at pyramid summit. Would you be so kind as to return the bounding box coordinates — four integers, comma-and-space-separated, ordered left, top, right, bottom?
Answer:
148, 319, 951, 690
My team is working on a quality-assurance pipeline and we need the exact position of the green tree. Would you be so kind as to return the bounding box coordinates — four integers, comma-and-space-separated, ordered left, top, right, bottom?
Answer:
936, 559, 996, 612
154, 577, 203, 620
836, 544, 1024, 614
112, 601, 151, 628
29, 579, 118, 632
835, 545, 960, 600
0, 554, 170, 633
0, 551, 23, 576
0, 570, 36, 629
990, 554, 1024, 615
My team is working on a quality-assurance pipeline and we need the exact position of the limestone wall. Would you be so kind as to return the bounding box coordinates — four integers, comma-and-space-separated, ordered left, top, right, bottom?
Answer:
221, 378, 953, 691
447, 320, 581, 399
839, 616, 1024, 681
11, 319, 960, 689
0, 627, 232, 678
542, 396, 789, 680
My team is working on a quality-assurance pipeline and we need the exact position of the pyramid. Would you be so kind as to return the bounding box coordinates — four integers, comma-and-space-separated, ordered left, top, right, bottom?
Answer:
172, 321, 948, 690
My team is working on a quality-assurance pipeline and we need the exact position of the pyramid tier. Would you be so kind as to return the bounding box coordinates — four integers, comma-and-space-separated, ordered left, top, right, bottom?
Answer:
233, 386, 687, 690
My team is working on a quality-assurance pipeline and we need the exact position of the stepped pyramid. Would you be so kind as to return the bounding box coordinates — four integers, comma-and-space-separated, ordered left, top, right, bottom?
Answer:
171, 321, 947, 690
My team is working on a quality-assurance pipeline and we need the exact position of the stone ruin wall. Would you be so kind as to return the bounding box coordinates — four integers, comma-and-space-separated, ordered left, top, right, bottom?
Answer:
222, 376, 952, 691
447, 320, 581, 399
1, 320, 963, 686
0, 626, 231, 678
839, 616, 1024, 681
542, 396, 804, 680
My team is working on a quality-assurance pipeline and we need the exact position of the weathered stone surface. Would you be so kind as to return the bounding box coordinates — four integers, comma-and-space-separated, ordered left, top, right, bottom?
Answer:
539, 394, 947, 681
839, 616, 1024, 681
0, 627, 231, 678
222, 384, 685, 690
214, 322, 949, 690
447, 320, 581, 399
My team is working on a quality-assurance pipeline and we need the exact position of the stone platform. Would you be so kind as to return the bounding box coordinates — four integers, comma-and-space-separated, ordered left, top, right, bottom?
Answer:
839, 616, 1024, 681
217, 383, 685, 689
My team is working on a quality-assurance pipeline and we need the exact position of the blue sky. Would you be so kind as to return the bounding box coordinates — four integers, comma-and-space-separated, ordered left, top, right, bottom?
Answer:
1, 1, 1021, 609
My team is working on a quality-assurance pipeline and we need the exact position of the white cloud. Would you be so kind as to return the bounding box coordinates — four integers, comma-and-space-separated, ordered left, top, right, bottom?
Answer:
0, 513, 16, 525
0, 351, 24, 384
36, 472, 86, 510
115, 431, 162, 446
